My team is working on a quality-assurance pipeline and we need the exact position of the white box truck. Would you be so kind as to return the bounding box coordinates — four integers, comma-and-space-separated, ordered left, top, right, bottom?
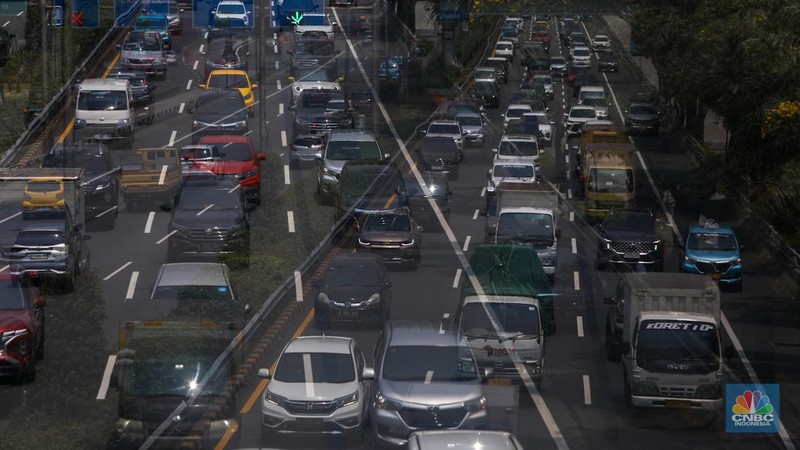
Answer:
487, 182, 560, 277
604, 273, 725, 411
73, 78, 135, 146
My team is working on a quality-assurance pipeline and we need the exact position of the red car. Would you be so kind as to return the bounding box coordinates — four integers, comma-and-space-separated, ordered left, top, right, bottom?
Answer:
0, 274, 45, 383
196, 135, 266, 204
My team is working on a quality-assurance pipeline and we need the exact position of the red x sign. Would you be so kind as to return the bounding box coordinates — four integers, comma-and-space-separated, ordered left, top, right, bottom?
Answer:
71, 11, 84, 26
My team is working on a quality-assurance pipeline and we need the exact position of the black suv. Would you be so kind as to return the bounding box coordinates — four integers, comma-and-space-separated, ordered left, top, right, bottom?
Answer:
4, 218, 91, 292
107, 70, 156, 105
625, 101, 660, 135
42, 143, 120, 231
190, 89, 249, 142
161, 175, 254, 268
595, 208, 663, 271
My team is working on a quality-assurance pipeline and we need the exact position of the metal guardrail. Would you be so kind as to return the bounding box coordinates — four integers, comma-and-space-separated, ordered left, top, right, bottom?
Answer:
0, 1, 143, 168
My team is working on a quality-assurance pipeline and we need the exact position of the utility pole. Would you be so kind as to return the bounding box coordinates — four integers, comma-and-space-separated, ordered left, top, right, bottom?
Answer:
41, 0, 48, 97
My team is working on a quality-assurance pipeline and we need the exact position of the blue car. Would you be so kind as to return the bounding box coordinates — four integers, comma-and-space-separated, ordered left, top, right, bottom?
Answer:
378, 59, 400, 79
133, 13, 171, 49
680, 219, 743, 291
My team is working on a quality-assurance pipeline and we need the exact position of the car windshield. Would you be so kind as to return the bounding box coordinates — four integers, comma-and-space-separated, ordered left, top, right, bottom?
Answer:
217, 3, 245, 14
274, 352, 355, 383
207, 74, 249, 89
497, 212, 553, 239
571, 108, 596, 118
152, 285, 233, 301
77, 90, 128, 111
498, 140, 538, 157
124, 39, 161, 52
293, 137, 323, 147
301, 91, 340, 108
457, 116, 482, 126
637, 320, 719, 362
631, 104, 656, 115
15, 230, 64, 246
198, 97, 243, 115
587, 169, 634, 193
325, 141, 380, 160
363, 213, 411, 232
506, 108, 528, 119
493, 165, 534, 178
406, 179, 447, 199
687, 232, 738, 251
136, 17, 167, 28
605, 211, 655, 231
295, 39, 335, 57
497, 43, 512, 50
582, 97, 606, 107
382, 345, 479, 382
324, 264, 380, 287
0, 280, 28, 310
26, 181, 61, 192
461, 303, 540, 336
573, 48, 591, 57
295, 68, 335, 82
428, 124, 459, 135
178, 189, 241, 210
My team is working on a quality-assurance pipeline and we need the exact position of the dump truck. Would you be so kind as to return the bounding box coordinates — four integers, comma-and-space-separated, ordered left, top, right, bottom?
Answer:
454, 244, 554, 385
579, 141, 636, 221
604, 273, 725, 410
110, 321, 240, 449
488, 182, 560, 278
573, 123, 629, 175
120, 147, 182, 211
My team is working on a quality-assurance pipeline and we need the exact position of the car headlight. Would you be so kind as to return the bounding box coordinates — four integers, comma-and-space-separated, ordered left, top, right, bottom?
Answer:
74, 119, 87, 129
375, 393, 403, 411
400, 239, 415, 247
464, 396, 487, 411
154, 57, 166, 65
295, 117, 309, 126
207, 419, 234, 440
116, 419, 145, 440
695, 383, 722, 399
117, 119, 131, 127
264, 390, 286, 407
192, 120, 200, 128
653, 239, 662, 251
243, 92, 252, 100
525, 360, 543, 374
294, 84, 303, 92
632, 381, 659, 396
235, 169, 258, 180
233, 120, 248, 128
357, 237, 370, 247
317, 292, 332, 304
335, 392, 359, 408
363, 293, 380, 306
51, 244, 69, 255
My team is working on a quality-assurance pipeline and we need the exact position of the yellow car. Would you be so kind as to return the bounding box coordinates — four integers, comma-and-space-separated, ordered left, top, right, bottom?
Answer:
22, 178, 66, 216
200, 69, 258, 115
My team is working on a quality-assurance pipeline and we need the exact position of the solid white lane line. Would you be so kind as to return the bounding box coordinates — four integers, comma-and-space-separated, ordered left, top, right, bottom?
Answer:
281, 130, 287, 147
178, 102, 185, 114
186, 79, 192, 90
576, 316, 584, 338
168, 130, 177, 146
196, 204, 214, 216
192, 60, 198, 71
294, 271, 303, 302
284, 165, 291, 184
0, 212, 21, 224
273, 44, 278, 54
96, 355, 117, 400
472, 209, 479, 220
424, 370, 434, 384
156, 230, 177, 244
573, 271, 580, 291
287, 211, 295, 232
583, 375, 592, 405
571, 237, 577, 254
125, 271, 139, 300
452, 268, 462, 288
144, 211, 155, 233
103, 262, 132, 281
158, 164, 168, 185
462, 235, 471, 252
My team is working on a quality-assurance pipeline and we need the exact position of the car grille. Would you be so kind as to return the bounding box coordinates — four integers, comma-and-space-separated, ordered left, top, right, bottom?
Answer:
659, 385, 696, 398
628, 119, 656, 126
398, 405, 467, 428
283, 400, 338, 415
128, 58, 154, 65
310, 121, 347, 130
611, 241, 655, 254
186, 228, 230, 242
695, 261, 732, 274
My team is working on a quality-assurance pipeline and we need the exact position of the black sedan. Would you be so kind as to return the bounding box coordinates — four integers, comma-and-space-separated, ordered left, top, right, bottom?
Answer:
313, 252, 392, 328
598, 52, 619, 73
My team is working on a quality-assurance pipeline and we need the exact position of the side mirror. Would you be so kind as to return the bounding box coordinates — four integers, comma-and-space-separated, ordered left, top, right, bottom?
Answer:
603, 296, 617, 305
482, 368, 493, 380
383, 153, 390, 160
361, 367, 375, 380
251, 84, 258, 89
244, 304, 251, 316
419, 129, 427, 135
287, 76, 295, 83
417, 225, 424, 232
116, 44, 121, 50
198, 84, 207, 89
500, 113, 505, 118
257, 368, 271, 379
160, 203, 173, 212
256, 153, 266, 161
491, 148, 498, 153
32, 294, 46, 308
313, 151, 323, 161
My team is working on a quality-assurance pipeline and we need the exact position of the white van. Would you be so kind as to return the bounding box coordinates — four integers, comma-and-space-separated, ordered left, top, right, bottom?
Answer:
578, 85, 609, 119
74, 78, 135, 146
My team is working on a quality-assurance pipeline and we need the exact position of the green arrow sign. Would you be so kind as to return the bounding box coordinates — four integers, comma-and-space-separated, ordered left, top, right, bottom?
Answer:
290, 11, 303, 25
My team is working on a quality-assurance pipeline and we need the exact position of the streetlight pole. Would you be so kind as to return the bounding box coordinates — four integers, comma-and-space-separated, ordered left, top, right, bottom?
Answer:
41, 0, 48, 97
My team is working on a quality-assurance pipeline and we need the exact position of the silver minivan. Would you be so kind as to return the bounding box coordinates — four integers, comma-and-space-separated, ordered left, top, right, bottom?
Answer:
371, 322, 489, 447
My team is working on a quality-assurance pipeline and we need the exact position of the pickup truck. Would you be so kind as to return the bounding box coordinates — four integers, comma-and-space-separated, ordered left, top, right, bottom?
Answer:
120, 148, 182, 211
294, 12, 335, 40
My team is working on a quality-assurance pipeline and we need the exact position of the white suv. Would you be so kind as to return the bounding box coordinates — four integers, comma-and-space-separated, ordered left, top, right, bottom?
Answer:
212, 0, 250, 28
259, 336, 374, 446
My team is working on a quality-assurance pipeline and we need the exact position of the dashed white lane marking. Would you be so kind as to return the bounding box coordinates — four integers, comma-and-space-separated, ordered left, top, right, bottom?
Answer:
472, 209, 479, 220
199, 44, 204, 54
196, 204, 214, 216
125, 271, 139, 300
287, 211, 295, 232
144, 212, 156, 234
158, 165, 168, 185
278, 103, 284, 115
480, 187, 486, 197
281, 130, 288, 147
2, 21, 9, 27
576, 316, 584, 338
192, 60, 198, 71
462, 235, 471, 252
284, 165, 291, 184
294, 271, 303, 302
277, 79, 282, 90
96, 355, 117, 400
178, 102, 185, 114
573, 271, 580, 291
452, 268, 462, 288
567, 189, 572, 199
186, 79, 192, 90
583, 375, 592, 405
569, 211, 574, 222
103, 262, 132, 281
571, 237, 577, 254
168, 130, 177, 146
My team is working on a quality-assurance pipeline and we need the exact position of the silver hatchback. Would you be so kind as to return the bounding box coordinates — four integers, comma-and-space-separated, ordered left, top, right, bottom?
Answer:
371, 322, 488, 447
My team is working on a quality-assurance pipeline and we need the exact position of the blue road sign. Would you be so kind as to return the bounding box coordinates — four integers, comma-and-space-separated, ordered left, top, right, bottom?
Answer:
71, 0, 99, 28
114, 0, 141, 27
193, 0, 253, 29
0, 0, 25, 16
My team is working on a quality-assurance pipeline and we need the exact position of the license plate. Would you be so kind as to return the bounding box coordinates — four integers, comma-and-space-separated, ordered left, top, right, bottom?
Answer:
29, 253, 49, 260
487, 378, 512, 386
295, 418, 323, 427
200, 244, 221, 251
431, 165, 444, 171
337, 310, 359, 318
623, 252, 640, 260
711, 273, 721, 280
665, 399, 691, 409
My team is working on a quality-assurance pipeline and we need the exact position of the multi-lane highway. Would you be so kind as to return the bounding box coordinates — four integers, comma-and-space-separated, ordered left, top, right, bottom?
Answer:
0, 1, 799, 449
